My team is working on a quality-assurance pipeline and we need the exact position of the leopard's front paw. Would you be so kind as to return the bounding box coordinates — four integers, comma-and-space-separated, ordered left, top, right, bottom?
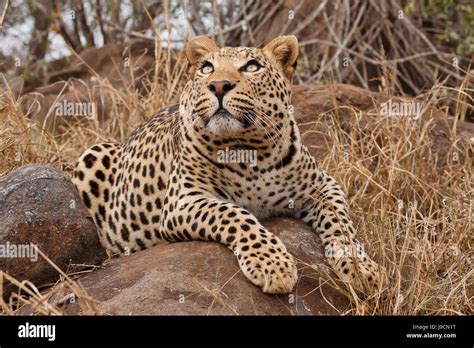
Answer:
238, 246, 298, 294
336, 255, 384, 293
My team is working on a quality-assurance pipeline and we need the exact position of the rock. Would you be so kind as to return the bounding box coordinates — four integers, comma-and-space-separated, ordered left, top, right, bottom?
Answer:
39, 218, 349, 315
0, 164, 107, 297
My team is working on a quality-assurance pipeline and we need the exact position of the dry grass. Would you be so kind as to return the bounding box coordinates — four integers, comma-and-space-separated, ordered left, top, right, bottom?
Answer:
0, 36, 188, 177
303, 97, 473, 315
0, 31, 472, 316
0, 247, 101, 315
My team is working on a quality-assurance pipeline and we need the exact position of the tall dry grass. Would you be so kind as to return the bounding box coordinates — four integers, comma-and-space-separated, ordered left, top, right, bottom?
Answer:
0, 36, 188, 177
310, 104, 472, 315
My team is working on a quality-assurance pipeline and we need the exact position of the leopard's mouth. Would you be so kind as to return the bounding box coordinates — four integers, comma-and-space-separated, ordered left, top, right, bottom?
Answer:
203, 107, 236, 127
202, 107, 243, 134
205, 108, 255, 129
212, 107, 233, 118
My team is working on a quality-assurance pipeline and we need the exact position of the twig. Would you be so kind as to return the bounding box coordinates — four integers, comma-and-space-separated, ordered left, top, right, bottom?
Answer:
0, 0, 8, 28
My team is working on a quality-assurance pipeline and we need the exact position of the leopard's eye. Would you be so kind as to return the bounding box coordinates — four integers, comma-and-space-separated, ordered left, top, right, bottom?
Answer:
241, 60, 262, 73
200, 62, 214, 74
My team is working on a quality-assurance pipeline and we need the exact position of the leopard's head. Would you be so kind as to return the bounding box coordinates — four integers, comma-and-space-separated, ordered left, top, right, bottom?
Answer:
180, 36, 298, 145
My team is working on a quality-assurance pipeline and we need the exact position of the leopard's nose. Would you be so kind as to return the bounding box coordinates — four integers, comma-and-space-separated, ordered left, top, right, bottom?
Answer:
208, 80, 235, 104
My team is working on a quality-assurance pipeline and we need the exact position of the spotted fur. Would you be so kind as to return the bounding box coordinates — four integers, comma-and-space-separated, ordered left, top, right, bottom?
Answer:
72, 36, 381, 294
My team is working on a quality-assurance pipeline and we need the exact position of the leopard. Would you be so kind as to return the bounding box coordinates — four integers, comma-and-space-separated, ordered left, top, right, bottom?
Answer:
72, 35, 383, 294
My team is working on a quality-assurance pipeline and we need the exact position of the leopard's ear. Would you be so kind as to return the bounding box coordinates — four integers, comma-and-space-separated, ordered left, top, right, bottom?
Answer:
262, 35, 298, 79
185, 36, 219, 67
